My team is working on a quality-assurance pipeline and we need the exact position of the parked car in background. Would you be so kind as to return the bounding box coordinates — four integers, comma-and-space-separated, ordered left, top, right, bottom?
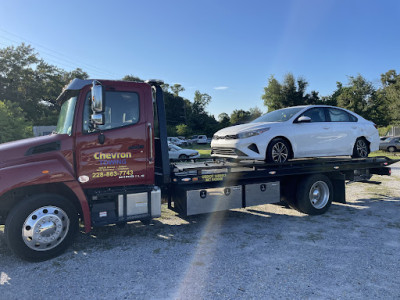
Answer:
168, 143, 200, 159
190, 135, 208, 144
379, 136, 400, 152
211, 105, 379, 163
167, 137, 188, 146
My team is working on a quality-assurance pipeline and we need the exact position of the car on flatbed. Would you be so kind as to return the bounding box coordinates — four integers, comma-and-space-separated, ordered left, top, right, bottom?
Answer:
211, 105, 379, 163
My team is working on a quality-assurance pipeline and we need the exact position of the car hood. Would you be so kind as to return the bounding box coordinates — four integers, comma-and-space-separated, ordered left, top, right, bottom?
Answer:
214, 122, 279, 136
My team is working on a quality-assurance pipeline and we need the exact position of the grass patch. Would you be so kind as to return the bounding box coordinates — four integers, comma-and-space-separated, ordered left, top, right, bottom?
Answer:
185, 144, 211, 158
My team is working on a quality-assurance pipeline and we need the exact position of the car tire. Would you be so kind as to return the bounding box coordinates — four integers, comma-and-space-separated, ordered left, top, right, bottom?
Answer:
388, 146, 396, 153
179, 154, 188, 159
5, 194, 79, 261
266, 138, 291, 163
352, 137, 369, 158
296, 174, 333, 215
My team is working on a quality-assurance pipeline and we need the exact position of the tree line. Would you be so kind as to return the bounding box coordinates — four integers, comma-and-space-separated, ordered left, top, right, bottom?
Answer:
1, 43, 399, 143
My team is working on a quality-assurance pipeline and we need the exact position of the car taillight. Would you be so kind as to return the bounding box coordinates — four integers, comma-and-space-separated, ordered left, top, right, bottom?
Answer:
374, 123, 378, 129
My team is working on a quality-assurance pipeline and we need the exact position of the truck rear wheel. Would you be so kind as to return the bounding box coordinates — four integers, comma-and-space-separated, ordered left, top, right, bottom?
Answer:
5, 194, 79, 261
296, 174, 333, 215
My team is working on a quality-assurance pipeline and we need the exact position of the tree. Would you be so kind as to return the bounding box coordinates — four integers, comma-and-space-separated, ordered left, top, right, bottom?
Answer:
262, 73, 317, 111
186, 91, 218, 136
176, 124, 190, 136
380, 70, 400, 124
170, 84, 185, 97
122, 75, 144, 82
164, 92, 186, 126
249, 106, 263, 120
336, 75, 390, 126
0, 43, 88, 126
230, 109, 251, 125
262, 75, 283, 111
0, 100, 32, 143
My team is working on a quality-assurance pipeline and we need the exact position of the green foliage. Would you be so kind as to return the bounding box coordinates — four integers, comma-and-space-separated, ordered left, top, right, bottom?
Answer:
230, 109, 251, 124
380, 70, 400, 124
262, 73, 320, 111
164, 92, 186, 126
249, 106, 263, 120
0, 43, 88, 127
122, 75, 144, 82
185, 90, 218, 136
176, 124, 190, 136
170, 84, 185, 97
336, 75, 390, 126
378, 125, 391, 136
0, 100, 32, 143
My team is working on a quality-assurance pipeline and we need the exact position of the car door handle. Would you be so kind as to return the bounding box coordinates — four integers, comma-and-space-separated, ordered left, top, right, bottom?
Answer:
323, 127, 330, 130
351, 126, 357, 129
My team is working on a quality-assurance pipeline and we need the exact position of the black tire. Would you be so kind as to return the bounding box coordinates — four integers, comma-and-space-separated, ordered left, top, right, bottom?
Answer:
266, 138, 291, 163
5, 194, 79, 261
352, 137, 369, 158
388, 146, 396, 153
179, 154, 188, 159
296, 174, 333, 215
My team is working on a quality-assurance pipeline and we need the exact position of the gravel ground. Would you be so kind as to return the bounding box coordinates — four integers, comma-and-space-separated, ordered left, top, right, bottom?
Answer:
1, 162, 399, 299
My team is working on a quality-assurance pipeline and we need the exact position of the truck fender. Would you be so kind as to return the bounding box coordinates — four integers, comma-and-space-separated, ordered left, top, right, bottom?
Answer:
0, 159, 91, 232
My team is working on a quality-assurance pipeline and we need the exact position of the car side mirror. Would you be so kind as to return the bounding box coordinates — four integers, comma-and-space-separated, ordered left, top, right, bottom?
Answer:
297, 116, 311, 123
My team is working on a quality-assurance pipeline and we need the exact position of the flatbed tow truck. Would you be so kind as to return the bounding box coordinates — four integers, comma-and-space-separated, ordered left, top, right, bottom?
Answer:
0, 79, 396, 261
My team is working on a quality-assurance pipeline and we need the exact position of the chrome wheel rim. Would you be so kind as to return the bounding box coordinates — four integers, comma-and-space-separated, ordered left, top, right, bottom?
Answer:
271, 142, 288, 163
309, 181, 329, 209
356, 140, 368, 157
388, 147, 395, 153
22, 206, 70, 251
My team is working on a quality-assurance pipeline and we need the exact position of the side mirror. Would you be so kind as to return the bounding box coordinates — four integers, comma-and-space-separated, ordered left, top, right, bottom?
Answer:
297, 116, 311, 123
91, 113, 104, 125
91, 81, 104, 113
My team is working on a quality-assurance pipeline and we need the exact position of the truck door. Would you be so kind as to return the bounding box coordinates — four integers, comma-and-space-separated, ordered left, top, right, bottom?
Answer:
74, 82, 154, 189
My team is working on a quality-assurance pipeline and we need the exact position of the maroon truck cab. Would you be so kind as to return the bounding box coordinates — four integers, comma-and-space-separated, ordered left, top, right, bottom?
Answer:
0, 79, 168, 261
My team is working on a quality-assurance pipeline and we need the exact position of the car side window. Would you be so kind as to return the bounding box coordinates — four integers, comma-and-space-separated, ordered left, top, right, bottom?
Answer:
83, 91, 140, 133
301, 108, 326, 122
328, 108, 357, 122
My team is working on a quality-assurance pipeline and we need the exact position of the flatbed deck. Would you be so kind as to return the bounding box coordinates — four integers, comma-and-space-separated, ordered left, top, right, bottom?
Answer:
170, 156, 397, 185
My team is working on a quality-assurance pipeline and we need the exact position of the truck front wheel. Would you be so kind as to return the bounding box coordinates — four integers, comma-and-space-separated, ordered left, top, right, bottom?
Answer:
296, 174, 333, 215
5, 194, 79, 261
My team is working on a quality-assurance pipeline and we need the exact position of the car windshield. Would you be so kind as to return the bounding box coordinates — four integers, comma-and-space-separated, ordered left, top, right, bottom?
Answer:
170, 144, 182, 150
55, 96, 77, 135
251, 107, 304, 123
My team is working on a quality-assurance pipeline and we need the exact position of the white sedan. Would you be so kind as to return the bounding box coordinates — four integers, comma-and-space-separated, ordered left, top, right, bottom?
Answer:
211, 105, 379, 163
168, 144, 200, 160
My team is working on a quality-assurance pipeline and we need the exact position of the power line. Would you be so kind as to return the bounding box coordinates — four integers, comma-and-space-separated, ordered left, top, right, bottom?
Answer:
0, 28, 120, 78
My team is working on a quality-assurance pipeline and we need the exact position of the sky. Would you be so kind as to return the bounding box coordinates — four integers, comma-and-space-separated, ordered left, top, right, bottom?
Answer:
0, 0, 399, 117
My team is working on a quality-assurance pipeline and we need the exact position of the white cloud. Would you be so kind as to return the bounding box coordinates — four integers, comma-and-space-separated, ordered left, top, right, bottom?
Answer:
214, 86, 229, 90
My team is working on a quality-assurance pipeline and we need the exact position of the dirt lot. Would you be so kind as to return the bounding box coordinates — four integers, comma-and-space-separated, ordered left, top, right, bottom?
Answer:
1, 163, 399, 299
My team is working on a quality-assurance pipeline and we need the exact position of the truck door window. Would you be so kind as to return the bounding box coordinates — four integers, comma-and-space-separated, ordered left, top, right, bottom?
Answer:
83, 91, 140, 133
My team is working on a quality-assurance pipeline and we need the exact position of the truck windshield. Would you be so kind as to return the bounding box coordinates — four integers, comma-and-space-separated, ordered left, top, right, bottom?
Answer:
55, 96, 77, 135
